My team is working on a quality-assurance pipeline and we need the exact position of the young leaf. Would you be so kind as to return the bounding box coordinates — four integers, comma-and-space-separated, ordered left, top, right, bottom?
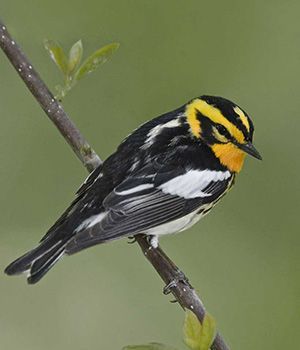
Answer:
198, 314, 216, 350
183, 311, 216, 350
44, 39, 68, 75
183, 310, 202, 350
74, 42, 119, 81
68, 39, 83, 74
123, 343, 177, 350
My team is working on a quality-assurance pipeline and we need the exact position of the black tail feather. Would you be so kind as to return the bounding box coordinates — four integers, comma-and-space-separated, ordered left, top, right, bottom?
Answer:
27, 243, 66, 284
4, 238, 67, 284
5, 245, 45, 276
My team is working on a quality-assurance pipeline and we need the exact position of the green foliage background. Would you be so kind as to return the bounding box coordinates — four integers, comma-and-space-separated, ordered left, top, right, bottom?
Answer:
0, 1, 299, 349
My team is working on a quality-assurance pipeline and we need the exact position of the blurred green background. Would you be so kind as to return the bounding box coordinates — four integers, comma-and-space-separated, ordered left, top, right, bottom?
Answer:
1, 1, 299, 349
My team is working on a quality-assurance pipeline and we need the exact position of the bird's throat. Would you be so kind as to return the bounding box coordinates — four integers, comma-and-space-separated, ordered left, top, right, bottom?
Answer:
211, 143, 246, 173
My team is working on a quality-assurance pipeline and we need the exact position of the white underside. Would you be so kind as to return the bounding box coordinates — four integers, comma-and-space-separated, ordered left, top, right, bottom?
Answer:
144, 203, 213, 237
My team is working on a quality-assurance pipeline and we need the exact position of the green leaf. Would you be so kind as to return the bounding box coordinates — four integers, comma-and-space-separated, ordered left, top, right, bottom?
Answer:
198, 314, 216, 350
68, 40, 83, 74
44, 39, 68, 75
123, 343, 177, 350
183, 310, 202, 350
183, 310, 216, 350
74, 42, 119, 81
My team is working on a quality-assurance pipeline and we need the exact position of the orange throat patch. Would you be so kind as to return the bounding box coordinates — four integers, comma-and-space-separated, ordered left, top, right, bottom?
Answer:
211, 143, 246, 173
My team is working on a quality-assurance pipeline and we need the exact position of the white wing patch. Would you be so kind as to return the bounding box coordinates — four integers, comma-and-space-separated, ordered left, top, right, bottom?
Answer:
141, 118, 181, 149
159, 169, 231, 199
115, 183, 154, 195
75, 212, 107, 233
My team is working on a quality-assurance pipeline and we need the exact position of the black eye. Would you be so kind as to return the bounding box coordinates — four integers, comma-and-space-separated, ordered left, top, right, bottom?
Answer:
216, 124, 227, 135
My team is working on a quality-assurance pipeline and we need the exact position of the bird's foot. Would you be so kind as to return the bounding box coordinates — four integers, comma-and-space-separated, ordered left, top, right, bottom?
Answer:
163, 269, 190, 295
127, 236, 137, 244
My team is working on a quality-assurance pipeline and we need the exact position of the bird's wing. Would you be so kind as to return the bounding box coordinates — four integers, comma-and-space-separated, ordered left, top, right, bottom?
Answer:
39, 165, 104, 243
76, 164, 103, 198
65, 164, 233, 254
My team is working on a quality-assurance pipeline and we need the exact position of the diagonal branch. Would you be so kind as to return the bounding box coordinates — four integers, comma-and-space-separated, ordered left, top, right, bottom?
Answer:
0, 22, 100, 172
0, 20, 229, 350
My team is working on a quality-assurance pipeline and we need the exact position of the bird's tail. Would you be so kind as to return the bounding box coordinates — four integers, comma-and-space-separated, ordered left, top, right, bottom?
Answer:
4, 237, 68, 284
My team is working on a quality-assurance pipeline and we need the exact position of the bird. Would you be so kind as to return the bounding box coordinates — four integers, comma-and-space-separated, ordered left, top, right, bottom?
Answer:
5, 95, 261, 284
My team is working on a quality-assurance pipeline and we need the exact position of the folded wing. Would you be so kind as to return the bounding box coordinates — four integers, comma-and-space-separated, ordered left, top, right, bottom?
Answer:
66, 165, 233, 254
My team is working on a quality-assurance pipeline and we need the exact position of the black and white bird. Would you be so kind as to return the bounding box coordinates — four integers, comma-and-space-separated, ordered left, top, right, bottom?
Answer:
5, 95, 261, 284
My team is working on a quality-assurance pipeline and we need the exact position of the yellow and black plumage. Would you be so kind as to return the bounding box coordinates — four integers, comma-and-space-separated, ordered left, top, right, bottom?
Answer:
5, 95, 261, 284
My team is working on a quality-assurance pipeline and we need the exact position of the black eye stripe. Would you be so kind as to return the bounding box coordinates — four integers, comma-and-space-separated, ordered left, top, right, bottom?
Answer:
215, 124, 231, 139
198, 95, 254, 142
216, 124, 227, 135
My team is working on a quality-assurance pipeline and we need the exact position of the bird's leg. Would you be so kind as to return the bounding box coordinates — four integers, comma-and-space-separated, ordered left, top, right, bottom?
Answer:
129, 235, 159, 247
163, 269, 190, 295
146, 235, 159, 249
140, 234, 190, 295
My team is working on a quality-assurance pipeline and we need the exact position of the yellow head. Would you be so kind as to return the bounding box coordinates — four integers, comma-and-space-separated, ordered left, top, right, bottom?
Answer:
186, 95, 261, 172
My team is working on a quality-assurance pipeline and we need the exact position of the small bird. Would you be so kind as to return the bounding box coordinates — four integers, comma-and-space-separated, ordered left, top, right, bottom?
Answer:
5, 95, 261, 284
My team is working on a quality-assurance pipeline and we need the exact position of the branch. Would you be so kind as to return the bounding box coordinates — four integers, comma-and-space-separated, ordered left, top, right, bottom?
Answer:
0, 23, 100, 172
0, 21, 229, 350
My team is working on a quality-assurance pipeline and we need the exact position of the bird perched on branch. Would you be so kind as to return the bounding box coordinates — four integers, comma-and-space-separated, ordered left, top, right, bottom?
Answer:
5, 95, 261, 284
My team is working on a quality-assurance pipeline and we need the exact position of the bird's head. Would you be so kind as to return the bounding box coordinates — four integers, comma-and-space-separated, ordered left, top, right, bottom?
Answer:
185, 95, 262, 172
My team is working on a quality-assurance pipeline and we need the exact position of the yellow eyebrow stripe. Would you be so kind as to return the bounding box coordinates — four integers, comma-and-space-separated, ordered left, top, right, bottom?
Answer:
233, 106, 250, 132
186, 101, 201, 138
186, 99, 245, 143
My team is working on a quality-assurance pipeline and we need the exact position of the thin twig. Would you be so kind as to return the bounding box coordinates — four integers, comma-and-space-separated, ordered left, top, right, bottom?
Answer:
136, 236, 229, 350
0, 20, 229, 350
0, 22, 100, 172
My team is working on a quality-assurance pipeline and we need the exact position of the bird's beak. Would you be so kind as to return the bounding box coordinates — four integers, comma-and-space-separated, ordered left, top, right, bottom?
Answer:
238, 142, 262, 160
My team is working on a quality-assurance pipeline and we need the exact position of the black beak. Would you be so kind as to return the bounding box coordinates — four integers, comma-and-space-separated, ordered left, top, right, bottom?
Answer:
238, 142, 262, 160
